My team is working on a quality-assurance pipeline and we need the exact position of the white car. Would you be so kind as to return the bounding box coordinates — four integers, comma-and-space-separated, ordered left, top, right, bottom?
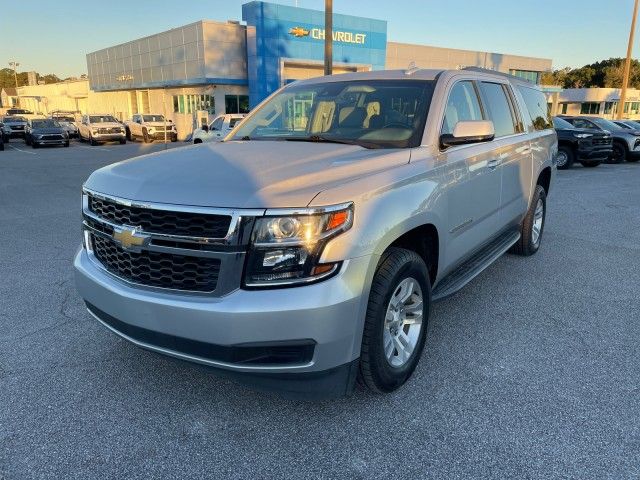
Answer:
192, 114, 246, 143
124, 114, 177, 143
78, 114, 126, 145
51, 114, 79, 138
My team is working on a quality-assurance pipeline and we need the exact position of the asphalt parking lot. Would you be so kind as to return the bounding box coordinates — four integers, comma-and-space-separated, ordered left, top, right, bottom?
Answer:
1, 140, 639, 479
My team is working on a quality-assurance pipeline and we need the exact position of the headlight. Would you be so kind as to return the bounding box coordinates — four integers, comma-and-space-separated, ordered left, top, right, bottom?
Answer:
574, 133, 592, 139
244, 203, 353, 287
91, 128, 99, 134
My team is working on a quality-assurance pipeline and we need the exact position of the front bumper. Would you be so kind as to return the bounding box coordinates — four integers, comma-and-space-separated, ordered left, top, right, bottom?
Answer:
34, 137, 68, 145
93, 133, 126, 142
149, 131, 177, 141
577, 146, 612, 160
4, 130, 25, 138
74, 248, 375, 397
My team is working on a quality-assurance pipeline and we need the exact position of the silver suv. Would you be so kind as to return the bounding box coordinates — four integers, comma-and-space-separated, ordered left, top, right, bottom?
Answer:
74, 68, 556, 398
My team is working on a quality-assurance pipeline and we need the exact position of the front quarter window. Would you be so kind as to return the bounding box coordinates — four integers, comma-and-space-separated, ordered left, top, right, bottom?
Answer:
230, 79, 435, 149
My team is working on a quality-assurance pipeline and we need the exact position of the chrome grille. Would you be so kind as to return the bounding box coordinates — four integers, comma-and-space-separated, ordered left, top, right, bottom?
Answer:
88, 194, 231, 238
41, 134, 64, 141
91, 234, 221, 292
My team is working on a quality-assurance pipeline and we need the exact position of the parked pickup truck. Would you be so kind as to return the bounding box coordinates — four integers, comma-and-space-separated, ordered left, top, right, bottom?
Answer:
192, 113, 245, 143
78, 114, 126, 145
552, 116, 611, 169
75, 68, 556, 398
124, 114, 178, 143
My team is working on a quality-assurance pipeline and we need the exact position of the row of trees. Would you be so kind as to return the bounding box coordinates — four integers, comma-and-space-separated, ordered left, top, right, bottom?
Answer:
541, 57, 640, 89
0, 68, 84, 89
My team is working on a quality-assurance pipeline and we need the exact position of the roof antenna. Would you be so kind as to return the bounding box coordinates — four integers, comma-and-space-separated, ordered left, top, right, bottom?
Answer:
405, 61, 420, 75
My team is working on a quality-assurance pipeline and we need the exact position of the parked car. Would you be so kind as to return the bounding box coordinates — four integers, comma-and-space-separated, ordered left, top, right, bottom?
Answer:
613, 119, 640, 132
0, 124, 4, 151
1, 115, 28, 141
192, 113, 246, 143
124, 114, 177, 143
560, 115, 640, 163
6, 108, 33, 116
78, 114, 126, 145
25, 118, 69, 148
50, 112, 79, 138
552, 116, 611, 169
75, 68, 555, 398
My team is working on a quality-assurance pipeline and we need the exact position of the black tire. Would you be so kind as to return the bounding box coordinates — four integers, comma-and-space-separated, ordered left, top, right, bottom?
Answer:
143, 129, 150, 143
358, 247, 431, 393
609, 141, 627, 164
90, 135, 98, 146
193, 138, 203, 144
32, 142, 38, 149
77, 132, 83, 142
25, 136, 31, 146
125, 128, 132, 141
64, 141, 70, 147
0, 141, 4, 151
556, 145, 574, 170
580, 160, 601, 168
120, 138, 126, 145
626, 156, 639, 163
510, 185, 547, 256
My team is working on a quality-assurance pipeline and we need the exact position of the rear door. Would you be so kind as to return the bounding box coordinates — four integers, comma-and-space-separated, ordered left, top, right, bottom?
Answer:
477, 81, 532, 228
439, 79, 503, 269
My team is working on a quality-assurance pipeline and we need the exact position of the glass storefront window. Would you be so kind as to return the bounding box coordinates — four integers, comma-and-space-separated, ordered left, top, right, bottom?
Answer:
225, 95, 250, 114
172, 94, 215, 114
580, 102, 600, 115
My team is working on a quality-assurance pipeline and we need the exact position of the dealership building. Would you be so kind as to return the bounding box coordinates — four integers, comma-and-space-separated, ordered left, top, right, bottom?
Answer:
15, 0, 552, 139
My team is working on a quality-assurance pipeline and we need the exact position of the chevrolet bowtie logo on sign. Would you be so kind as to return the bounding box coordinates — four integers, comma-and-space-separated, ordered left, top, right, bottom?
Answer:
288, 26, 367, 45
289, 27, 310, 37
112, 227, 148, 250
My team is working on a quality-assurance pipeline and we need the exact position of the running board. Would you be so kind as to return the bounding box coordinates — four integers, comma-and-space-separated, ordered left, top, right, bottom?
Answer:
432, 230, 521, 302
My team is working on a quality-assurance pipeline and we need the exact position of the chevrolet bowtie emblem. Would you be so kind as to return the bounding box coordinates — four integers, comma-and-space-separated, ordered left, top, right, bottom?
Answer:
113, 227, 148, 250
289, 26, 310, 37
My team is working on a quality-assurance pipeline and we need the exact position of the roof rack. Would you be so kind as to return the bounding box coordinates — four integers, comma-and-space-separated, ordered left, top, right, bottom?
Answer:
461, 66, 533, 83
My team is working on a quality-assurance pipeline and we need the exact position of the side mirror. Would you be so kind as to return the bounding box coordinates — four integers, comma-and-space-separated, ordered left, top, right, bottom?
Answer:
440, 120, 495, 148
202, 124, 209, 132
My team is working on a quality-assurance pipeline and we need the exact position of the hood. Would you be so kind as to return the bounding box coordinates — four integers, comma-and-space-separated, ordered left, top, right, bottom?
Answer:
33, 127, 66, 134
146, 122, 173, 128
85, 141, 411, 208
92, 122, 122, 128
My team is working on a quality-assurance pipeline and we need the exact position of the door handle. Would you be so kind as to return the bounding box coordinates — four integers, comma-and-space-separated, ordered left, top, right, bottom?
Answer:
487, 159, 501, 170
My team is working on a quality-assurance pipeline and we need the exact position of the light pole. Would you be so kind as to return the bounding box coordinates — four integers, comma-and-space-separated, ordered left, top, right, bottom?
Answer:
324, 0, 333, 75
9, 61, 20, 88
617, 0, 639, 120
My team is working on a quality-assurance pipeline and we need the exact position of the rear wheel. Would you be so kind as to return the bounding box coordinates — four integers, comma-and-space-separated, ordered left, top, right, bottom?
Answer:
556, 145, 574, 169
580, 160, 601, 168
510, 185, 546, 256
358, 248, 430, 393
609, 141, 627, 164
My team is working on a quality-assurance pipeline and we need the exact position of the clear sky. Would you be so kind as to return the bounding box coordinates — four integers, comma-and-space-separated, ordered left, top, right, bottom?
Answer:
0, 0, 637, 78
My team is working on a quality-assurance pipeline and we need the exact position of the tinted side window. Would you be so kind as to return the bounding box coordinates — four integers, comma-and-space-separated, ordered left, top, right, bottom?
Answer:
478, 82, 516, 137
442, 81, 483, 135
518, 86, 552, 130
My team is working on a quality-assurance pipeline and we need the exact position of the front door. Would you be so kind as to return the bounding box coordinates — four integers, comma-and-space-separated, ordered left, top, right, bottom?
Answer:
440, 80, 502, 270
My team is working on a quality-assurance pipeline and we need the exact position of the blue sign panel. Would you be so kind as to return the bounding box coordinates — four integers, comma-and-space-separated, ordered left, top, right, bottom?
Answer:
242, 1, 387, 108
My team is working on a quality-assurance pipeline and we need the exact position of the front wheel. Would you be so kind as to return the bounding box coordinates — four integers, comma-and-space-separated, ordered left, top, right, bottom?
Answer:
609, 141, 627, 164
510, 185, 546, 256
64, 141, 70, 148
580, 160, 601, 168
358, 248, 430, 393
120, 138, 126, 145
556, 145, 574, 170
143, 129, 150, 143
90, 135, 98, 146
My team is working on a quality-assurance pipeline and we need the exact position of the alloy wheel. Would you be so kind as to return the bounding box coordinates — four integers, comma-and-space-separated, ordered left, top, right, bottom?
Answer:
383, 277, 424, 368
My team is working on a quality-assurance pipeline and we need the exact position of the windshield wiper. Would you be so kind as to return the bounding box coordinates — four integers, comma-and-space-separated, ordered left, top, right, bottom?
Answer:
284, 135, 381, 149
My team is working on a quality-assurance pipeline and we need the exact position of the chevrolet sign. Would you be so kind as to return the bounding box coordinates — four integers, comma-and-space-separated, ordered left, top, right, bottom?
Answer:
288, 26, 367, 45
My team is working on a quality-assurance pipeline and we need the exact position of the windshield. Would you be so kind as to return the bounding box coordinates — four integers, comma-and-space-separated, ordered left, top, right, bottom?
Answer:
32, 120, 60, 129
90, 115, 118, 123
230, 80, 436, 149
142, 115, 165, 122
553, 117, 574, 129
4, 116, 26, 123
591, 117, 623, 131
55, 116, 75, 122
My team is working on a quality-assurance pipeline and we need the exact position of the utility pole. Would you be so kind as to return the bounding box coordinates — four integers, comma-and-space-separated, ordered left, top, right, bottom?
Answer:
324, 0, 333, 76
618, 0, 639, 120
9, 61, 20, 88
